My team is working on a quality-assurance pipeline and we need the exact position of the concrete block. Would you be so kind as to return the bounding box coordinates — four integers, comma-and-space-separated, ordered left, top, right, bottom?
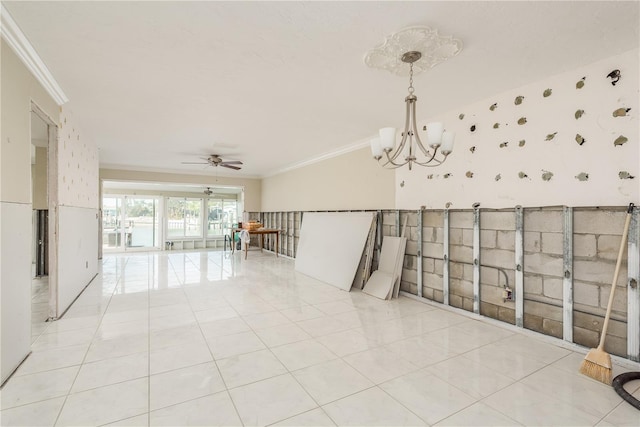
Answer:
423, 257, 435, 273
449, 228, 463, 245
410, 227, 418, 242
597, 234, 628, 261
524, 209, 563, 232
403, 212, 418, 227
574, 259, 626, 286
480, 284, 503, 306
423, 242, 444, 259
543, 277, 563, 300
383, 212, 396, 226
450, 211, 474, 229
524, 300, 563, 321
524, 231, 541, 253
450, 278, 473, 298
401, 268, 417, 285
573, 281, 600, 307
498, 306, 516, 324
423, 272, 442, 289
400, 281, 414, 293
599, 284, 627, 313
524, 275, 543, 296
574, 310, 626, 338
573, 326, 599, 349
481, 211, 516, 230
462, 229, 474, 247
574, 210, 626, 235
422, 286, 434, 300
434, 259, 444, 275
574, 234, 597, 258
480, 302, 499, 319
423, 211, 444, 227
482, 248, 516, 270
422, 226, 444, 244
433, 289, 444, 303
449, 294, 463, 309
480, 266, 499, 286
541, 232, 563, 255
543, 319, 563, 338
462, 297, 474, 312
603, 335, 627, 358
451, 244, 473, 262
450, 262, 464, 279
524, 314, 544, 334
405, 241, 418, 257
463, 264, 474, 281
497, 230, 515, 251
523, 252, 563, 276
403, 254, 416, 269
481, 230, 497, 248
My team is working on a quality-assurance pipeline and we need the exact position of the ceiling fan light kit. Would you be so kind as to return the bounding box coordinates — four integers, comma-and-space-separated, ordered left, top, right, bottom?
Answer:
365, 26, 463, 170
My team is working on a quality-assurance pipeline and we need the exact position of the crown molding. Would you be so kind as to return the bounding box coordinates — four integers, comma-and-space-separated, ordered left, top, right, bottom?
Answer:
262, 137, 371, 178
1, 4, 68, 105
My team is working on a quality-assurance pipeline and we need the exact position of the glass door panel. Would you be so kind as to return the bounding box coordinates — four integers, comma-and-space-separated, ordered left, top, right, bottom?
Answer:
102, 197, 124, 250
124, 197, 159, 249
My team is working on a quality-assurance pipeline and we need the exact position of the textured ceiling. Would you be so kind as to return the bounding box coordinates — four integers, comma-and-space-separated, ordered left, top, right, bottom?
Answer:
5, 1, 639, 177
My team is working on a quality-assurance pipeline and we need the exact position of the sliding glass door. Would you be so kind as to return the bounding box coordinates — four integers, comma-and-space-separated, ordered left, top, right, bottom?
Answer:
102, 196, 160, 251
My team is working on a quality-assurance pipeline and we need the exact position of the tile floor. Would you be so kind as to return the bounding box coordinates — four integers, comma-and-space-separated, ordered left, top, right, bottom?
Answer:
2, 249, 640, 426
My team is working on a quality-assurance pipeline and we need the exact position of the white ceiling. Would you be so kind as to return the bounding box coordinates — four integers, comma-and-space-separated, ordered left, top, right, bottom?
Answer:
6, 1, 639, 178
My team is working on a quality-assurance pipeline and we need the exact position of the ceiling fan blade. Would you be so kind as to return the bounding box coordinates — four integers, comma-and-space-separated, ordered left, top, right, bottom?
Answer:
220, 160, 243, 165
220, 164, 241, 170
182, 162, 209, 165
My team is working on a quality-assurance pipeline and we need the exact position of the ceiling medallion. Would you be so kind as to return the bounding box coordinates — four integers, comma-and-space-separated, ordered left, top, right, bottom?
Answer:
364, 26, 463, 76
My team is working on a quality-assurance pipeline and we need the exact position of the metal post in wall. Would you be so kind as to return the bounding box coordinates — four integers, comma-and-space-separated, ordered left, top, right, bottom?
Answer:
627, 206, 640, 361
417, 208, 423, 298
395, 210, 400, 237
376, 210, 382, 261
515, 206, 525, 328
562, 206, 574, 342
473, 206, 481, 314
443, 209, 450, 306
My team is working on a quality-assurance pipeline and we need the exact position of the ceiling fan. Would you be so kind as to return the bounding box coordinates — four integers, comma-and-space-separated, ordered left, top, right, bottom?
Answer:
203, 187, 213, 196
182, 154, 243, 171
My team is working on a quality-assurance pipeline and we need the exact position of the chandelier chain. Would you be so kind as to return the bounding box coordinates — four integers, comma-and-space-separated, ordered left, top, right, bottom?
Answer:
408, 62, 415, 95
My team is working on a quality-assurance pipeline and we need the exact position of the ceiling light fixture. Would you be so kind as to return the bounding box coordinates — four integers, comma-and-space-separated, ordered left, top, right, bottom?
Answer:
365, 26, 463, 170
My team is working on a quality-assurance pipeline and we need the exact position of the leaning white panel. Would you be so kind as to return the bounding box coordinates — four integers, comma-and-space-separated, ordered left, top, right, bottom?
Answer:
295, 212, 375, 291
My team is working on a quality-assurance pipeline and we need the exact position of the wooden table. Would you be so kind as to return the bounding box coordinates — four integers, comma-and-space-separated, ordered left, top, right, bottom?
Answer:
231, 228, 280, 259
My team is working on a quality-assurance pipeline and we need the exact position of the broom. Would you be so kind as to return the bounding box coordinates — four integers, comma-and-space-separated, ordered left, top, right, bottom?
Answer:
579, 203, 634, 384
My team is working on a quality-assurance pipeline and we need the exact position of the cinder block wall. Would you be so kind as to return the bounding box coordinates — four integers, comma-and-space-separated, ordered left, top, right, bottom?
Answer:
257, 206, 633, 358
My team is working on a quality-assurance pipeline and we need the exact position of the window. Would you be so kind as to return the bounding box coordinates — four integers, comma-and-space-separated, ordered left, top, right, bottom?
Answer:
207, 198, 238, 237
167, 197, 202, 238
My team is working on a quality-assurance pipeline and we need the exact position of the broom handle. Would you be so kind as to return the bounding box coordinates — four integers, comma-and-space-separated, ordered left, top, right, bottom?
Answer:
598, 203, 634, 350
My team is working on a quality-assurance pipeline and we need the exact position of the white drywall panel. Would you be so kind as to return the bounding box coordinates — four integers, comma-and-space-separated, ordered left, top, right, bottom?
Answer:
295, 212, 375, 291
57, 205, 99, 317
1, 202, 32, 383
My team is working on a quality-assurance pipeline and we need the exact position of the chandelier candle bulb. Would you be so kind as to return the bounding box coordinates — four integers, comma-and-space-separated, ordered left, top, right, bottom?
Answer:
427, 122, 445, 148
441, 131, 455, 155
370, 138, 383, 158
379, 127, 397, 151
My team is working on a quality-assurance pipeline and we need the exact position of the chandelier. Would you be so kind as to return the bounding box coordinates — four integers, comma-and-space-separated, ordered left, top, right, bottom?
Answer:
365, 26, 462, 170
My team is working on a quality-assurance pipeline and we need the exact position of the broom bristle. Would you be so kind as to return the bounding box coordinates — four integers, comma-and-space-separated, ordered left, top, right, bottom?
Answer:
579, 348, 612, 385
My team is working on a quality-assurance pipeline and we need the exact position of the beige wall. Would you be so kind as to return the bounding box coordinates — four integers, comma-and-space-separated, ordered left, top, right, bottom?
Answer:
100, 169, 262, 212
31, 146, 48, 209
261, 147, 395, 212
1, 39, 58, 203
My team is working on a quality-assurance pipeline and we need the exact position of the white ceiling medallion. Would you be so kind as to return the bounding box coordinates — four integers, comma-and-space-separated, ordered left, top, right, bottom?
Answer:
364, 26, 463, 76
1, 4, 68, 105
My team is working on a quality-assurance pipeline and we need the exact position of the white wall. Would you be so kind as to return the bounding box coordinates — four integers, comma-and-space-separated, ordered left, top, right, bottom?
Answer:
57, 206, 99, 315
0, 39, 58, 383
397, 49, 639, 209
53, 107, 100, 317
261, 147, 395, 212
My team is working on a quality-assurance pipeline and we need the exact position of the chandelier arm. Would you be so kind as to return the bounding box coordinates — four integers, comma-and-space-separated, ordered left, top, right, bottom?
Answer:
382, 149, 408, 167
410, 101, 432, 158
412, 154, 449, 167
